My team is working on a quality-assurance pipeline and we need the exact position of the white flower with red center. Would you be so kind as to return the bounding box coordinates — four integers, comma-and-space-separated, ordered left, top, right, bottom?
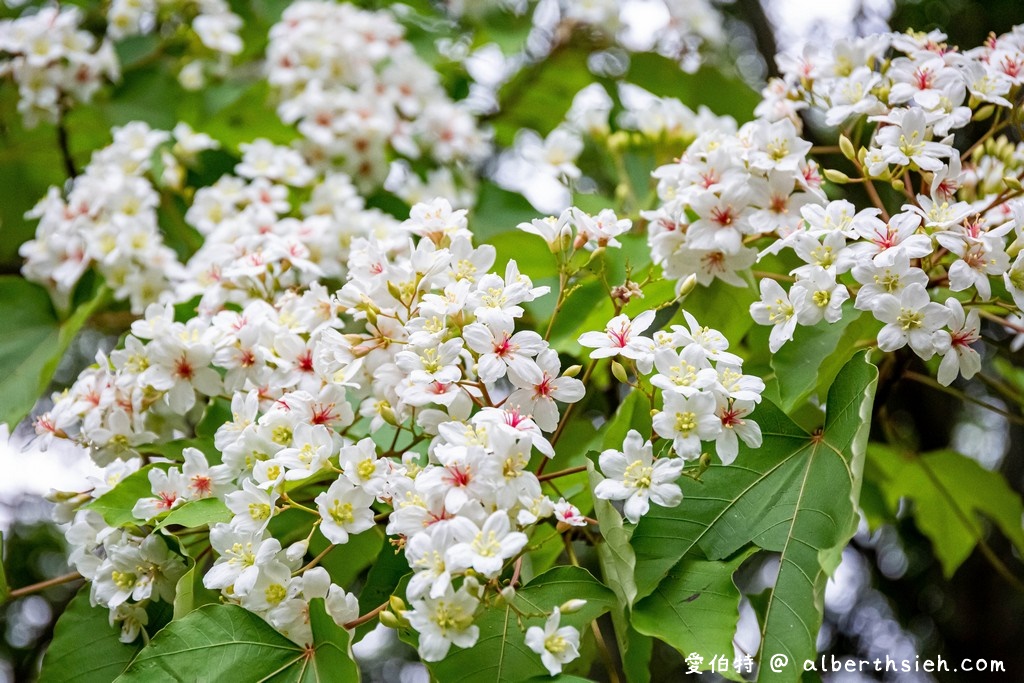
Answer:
506, 349, 586, 432
687, 183, 755, 254
445, 511, 527, 578
139, 335, 221, 413
472, 407, 554, 457
463, 322, 545, 383
595, 429, 683, 523
577, 310, 657, 372
936, 298, 982, 386
182, 447, 232, 499
846, 211, 932, 266
417, 444, 501, 514
553, 499, 587, 527
132, 468, 189, 520
525, 607, 582, 676
713, 398, 762, 465
570, 208, 632, 249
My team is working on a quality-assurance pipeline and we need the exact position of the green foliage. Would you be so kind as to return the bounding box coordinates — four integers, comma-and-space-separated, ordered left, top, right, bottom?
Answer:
629, 353, 876, 678
84, 464, 168, 528
0, 277, 107, 428
632, 551, 754, 679
867, 445, 1024, 577
154, 498, 232, 531
115, 601, 358, 682
38, 587, 170, 683
418, 566, 616, 683
625, 53, 761, 122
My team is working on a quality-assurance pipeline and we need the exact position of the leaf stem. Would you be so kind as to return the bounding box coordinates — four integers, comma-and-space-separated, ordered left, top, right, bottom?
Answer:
343, 601, 388, 630
7, 571, 82, 601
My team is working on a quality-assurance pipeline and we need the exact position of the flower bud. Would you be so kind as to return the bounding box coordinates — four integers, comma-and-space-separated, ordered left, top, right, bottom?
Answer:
823, 169, 850, 184
499, 586, 516, 603
389, 595, 407, 614
891, 178, 905, 193
563, 364, 582, 378
677, 273, 698, 297
379, 610, 402, 629
839, 134, 856, 161
1004, 176, 1023, 191
559, 599, 588, 614
973, 104, 996, 122
611, 360, 630, 384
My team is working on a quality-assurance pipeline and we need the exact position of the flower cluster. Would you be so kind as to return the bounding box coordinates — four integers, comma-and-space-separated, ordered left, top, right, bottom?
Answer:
580, 308, 764, 522
18, 122, 211, 313
0, 6, 118, 127
645, 117, 824, 290
266, 2, 489, 191
644, 26, 1024, 388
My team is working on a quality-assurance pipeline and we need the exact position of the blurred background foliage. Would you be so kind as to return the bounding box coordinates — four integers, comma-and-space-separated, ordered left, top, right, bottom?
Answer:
2, 0, 1024, 681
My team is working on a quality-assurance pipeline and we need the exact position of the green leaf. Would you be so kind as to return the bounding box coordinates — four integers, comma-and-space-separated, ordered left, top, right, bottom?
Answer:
37, 587, 143, 683
424, 566, 616, 683
313, 527, 383, 589
155, 498, 232, 531
172, 558, 220, 620
354, 539, 409, 641
629, 353, 877, 681
115, 601, 358, 682
867, 446, 1024, 577
0, 277, 108, 428
625, 53, 761, 122
588, 461, 637, 608
770, 306, 880, 413
84, 464, 167, 528
631, 550, 754, 680
470, 182, 539, 241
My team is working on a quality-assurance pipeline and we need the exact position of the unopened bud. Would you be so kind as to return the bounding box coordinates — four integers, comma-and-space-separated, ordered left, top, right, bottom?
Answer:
823, 169, 850, 184
607, 131, 629, 153
499, 586, 516, 603
891, 178, 905, 192
386, 280, 403, 303
379, 610, 402, 629
839, 135, 856, 160
389, 595, 407, 614
380, 404, 399, 427
699, 452, 711, 468
285, 539, 309, 564
563, 364, 582, 378
611, 360, 630, 384
677, 273, 698, 297
973, 104, 996, 122
1004, 175, 1023, 191
559, 599, 588, 614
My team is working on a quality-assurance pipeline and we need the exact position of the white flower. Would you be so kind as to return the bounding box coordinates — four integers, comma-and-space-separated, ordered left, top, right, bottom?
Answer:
445, 511, 527, 578
713, 399, 762, 465
595, 429, 683, 523
577, 310, 657, 372
653, 391, 721, 460
525, 608, 581, 676
404, 585, 481, 662
749, 279, 803, 353
936, 298, 981, 386
873, 283, 952, 359
553, 499, 587, 527
315, 478, 376, 544
506, 349, 586, 432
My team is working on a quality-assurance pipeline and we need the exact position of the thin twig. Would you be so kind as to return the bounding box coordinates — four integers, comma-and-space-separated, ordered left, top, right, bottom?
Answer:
7, 572, 82, 601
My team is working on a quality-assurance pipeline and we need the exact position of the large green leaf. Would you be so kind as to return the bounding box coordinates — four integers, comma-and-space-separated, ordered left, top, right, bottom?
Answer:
629, 353, 877, 681
38, 587, 157, 683
631, 550, 754, 680
770, 306, 880, 414
116, 601, 358, 682
0, 278, 108, 428
421, 566, 616, 683
866, 446, 1024, 577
